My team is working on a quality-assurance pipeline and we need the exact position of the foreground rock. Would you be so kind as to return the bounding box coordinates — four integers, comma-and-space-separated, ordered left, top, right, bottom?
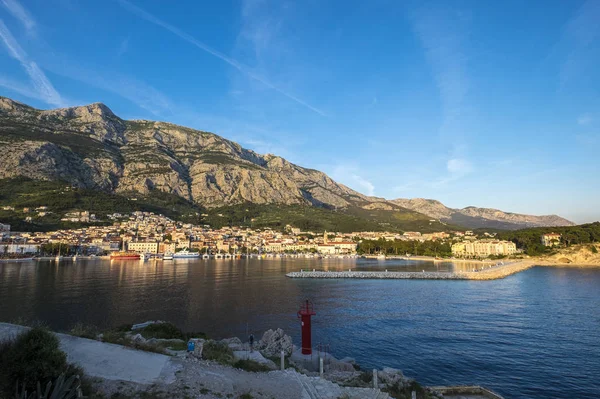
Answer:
257, 328, 293, 357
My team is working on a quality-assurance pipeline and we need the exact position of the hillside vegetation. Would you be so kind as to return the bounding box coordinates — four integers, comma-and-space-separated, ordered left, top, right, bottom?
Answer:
0, 178, 452, 233
498, 222, 600, 255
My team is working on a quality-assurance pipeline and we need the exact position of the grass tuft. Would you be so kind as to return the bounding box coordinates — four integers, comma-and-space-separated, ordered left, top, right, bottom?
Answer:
233, 359, 271, 373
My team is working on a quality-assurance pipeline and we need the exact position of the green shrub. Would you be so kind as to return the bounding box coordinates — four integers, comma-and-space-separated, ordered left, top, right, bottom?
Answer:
101, 331, 128, 345
0, 328, 74, 397
69, 323, 99, 339
383, 380, 434, 399
139, 323, 184, 340
114, 324, 133, 333
183, 331, 208, 340
233, 359, 271, 373
14, 373, 82, 399
164, 341, 187, 351
590, 245, 598, 254
202, 341, 234, 365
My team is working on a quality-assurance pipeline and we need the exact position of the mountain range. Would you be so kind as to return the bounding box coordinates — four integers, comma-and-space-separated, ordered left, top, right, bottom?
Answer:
0, 97, 574, 231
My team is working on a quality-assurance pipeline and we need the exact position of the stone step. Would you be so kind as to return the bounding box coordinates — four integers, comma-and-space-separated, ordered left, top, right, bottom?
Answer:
285, 369, 392, 399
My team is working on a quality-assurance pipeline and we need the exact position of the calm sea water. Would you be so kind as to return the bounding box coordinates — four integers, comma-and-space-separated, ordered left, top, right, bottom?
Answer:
1, 258, 599, 399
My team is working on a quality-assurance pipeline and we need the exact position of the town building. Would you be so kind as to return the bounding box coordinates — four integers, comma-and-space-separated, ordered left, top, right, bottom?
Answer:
61, 211, 93, 223
316, 231, 357, 255
541, 233, 561, 247
127, 241, 159, 254
452, 239, 517, 257
1, 243, 40, 254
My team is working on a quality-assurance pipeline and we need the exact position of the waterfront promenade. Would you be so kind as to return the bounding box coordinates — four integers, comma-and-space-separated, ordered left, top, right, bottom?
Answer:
286, 260, 537, 280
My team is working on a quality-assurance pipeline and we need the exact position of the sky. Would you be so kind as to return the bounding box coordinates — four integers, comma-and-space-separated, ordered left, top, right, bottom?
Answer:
0, 0, 599, 223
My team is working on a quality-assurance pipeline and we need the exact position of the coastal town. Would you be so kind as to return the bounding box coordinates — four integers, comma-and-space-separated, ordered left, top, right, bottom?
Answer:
0, 209, 562, 259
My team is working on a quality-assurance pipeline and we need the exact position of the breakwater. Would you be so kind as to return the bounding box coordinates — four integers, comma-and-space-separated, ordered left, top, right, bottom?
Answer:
286, 261, 536, 280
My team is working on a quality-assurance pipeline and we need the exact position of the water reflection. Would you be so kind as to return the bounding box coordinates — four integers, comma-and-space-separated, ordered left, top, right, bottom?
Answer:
1, 259, 599, 399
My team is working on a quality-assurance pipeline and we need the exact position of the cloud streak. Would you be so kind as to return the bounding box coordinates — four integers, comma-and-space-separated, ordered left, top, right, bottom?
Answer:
577, 114, 592, 126
0, 19, 64, 106
330, 164, 375, 197
411, 6, 470, 140
411, 5, 476, 188
1, 0, 35, 33
117, 0, 325, 116
558, 0, 600, 88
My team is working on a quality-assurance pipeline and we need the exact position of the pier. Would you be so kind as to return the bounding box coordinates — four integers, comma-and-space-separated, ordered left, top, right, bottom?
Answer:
286, 261, 536, 281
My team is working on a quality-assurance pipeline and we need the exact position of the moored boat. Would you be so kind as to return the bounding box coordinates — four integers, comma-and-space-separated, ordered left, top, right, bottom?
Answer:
110, 251, 141, 260
172, 248, 200, 259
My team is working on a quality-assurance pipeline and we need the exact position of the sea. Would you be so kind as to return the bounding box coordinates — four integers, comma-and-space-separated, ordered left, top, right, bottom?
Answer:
1, 257, 599, 399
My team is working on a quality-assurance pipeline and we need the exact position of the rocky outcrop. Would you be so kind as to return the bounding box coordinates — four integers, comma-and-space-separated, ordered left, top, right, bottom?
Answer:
0, 96, 368, 210
257, 328, 293, 357
541, 243, 600, 265
392, 198, 574, 229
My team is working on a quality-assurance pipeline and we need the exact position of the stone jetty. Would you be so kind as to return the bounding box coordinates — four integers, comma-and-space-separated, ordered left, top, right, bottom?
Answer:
286, 261, 536, 281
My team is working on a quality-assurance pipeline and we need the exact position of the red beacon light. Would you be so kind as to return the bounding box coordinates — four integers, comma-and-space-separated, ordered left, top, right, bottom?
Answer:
297, 299, 316, 355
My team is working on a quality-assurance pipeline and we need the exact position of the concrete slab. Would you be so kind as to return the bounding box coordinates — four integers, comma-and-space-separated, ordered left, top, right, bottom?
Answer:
0, 323, 179, 385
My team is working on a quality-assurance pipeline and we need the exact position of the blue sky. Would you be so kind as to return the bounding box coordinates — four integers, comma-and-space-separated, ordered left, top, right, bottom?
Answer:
0, 0, 599, 223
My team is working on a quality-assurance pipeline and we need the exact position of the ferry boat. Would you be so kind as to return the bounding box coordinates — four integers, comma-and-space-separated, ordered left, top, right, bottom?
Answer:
110, 251, 141, 260
163, 253, 174, 260
172, 248, 200, 259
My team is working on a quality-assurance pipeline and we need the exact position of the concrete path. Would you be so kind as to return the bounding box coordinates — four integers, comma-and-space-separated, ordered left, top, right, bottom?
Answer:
0, 323, 178, 384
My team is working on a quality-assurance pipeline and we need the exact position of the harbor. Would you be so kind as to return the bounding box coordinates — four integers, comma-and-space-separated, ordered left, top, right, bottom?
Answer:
286, 260, 537, 280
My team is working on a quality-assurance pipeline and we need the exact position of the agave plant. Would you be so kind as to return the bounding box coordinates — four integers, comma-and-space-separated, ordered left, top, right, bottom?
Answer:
15, 374, 82, 399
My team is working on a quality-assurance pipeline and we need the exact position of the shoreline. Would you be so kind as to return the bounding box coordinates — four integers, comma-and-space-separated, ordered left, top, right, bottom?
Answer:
0, 321, 456, 399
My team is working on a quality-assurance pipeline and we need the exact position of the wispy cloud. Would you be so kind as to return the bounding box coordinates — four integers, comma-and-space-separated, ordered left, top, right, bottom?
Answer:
411, 6, 471, 141
577, 114, 593, 126
117, 36, 130, 56
330, 164, 375, 196
1, 0, 35, 34
0, 75, 44, 99
446, 158, 472, 176
410, 5, 475, 188
117, 0, 325, 116
575, 133, 599, 145
0, 19, 64, 106
558, 0, 600, 88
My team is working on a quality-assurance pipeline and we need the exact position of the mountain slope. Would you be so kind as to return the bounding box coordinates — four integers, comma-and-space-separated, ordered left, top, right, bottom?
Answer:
0, 97, 370, 208
391, 198, 575, 229
0, 97, 574, 231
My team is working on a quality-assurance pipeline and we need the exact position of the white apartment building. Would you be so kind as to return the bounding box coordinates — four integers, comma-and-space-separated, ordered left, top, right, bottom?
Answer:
127, 241, 159, 254
452, 240, 517, 257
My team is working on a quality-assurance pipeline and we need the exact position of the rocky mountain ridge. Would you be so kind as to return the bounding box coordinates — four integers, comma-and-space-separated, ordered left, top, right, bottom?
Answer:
391, 198, 574, 229
0, 97, 574, 230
